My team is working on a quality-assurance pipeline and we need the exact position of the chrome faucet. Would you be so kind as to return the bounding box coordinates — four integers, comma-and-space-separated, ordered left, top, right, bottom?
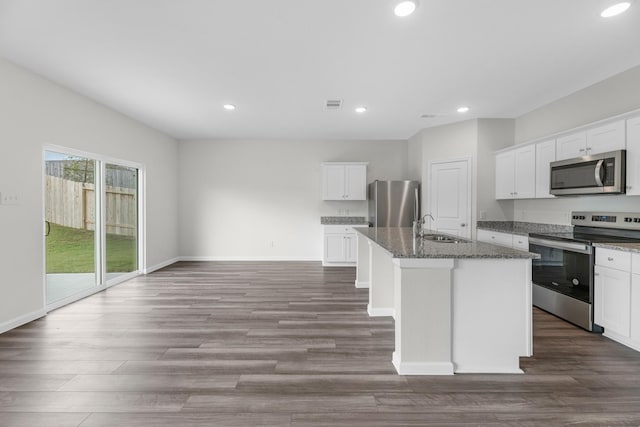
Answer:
413, 213, 434, 236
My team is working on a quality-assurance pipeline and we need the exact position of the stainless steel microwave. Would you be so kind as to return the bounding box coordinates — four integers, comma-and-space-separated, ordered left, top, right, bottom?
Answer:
550, 150, 626, 196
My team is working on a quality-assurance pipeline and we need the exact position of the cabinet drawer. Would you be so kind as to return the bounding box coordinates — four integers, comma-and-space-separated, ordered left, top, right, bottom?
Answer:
477, 229, 513, 248
512, 235, 529, 251
596, 248, 632, 272
324, 225, 356, 234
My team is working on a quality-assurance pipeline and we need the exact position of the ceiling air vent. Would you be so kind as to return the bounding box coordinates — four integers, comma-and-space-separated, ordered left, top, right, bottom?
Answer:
325, 99, 343, 110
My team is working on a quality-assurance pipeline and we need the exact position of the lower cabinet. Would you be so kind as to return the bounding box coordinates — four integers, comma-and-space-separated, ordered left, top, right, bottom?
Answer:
594, 264, 631, 338
594, 248, 640, 352
323, 225, 359, 266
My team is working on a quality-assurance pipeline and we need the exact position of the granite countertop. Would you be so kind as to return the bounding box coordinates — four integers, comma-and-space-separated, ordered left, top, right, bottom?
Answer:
593, 242, 640, 254
354, 227, 539, 259
476, 221, 572, 236
321, 216, 369, 225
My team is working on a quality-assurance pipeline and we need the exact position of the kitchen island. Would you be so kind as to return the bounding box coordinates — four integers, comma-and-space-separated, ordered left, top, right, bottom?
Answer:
354, 227, 539, 375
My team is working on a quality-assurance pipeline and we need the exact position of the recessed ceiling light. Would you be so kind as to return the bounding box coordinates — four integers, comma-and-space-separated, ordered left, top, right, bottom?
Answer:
355, 106, 367, 114
223, 104, 236, 111
394, 0, 418, 17
457, 106, 470, 113
601, 2, 631, 17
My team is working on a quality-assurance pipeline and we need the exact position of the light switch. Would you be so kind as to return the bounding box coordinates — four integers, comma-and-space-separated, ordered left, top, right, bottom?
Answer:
0, 192, 19, 206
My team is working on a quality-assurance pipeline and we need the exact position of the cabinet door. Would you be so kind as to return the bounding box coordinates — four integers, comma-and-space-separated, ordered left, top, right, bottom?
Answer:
556, 131, 587, 160
344, 164, 367, 200
324, 234, 347, 262
344, 234, 358, 263
626, 116, 640, 195
535, 139, 556, 198
495, 151, 515, 199
594, 265, 631, 337
322, 165, 346, 200
586, 120, 625, 155
514, 145, 536, 199
631, 274, 640, 344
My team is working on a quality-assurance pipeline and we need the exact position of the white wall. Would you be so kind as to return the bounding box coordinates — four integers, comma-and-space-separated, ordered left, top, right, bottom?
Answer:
178, 139, 408, 260
515, 65, 640, 144
409, 119, 516, 235
477, 119, 515, 222
0, 58, 179, 329
513, 64, 640, 224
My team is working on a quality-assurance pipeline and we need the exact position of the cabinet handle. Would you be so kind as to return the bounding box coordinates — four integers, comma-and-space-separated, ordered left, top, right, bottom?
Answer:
586, 147, 592, 151
491, 236, 496, 239
579, 148, 585, 152
608, 257, 614, 261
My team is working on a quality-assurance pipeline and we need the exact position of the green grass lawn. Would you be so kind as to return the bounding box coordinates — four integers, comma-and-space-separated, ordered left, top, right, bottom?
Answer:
46, 223, 137, 273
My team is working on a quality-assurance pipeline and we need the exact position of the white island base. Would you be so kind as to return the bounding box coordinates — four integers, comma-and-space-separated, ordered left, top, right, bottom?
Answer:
391, 257, 532, 375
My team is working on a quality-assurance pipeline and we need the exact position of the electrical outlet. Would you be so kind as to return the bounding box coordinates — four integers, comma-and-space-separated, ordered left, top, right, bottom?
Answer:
0, 192, 19, 206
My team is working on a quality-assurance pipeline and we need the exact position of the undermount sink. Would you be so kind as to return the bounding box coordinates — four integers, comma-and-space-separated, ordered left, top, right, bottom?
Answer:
421, 234, 469, 243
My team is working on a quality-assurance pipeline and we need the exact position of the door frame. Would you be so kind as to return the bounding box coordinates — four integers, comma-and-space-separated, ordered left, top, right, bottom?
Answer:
42, 144, 146, 312
426, 157, 472, 238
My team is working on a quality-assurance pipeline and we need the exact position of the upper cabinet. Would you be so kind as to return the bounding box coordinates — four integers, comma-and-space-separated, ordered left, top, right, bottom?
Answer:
322, 162, 367, 200
495, 145, 535, 199
556, 120, 625, 161
626, 116, 640, 196
535, 139, 556, 198
556, 131, 587, 160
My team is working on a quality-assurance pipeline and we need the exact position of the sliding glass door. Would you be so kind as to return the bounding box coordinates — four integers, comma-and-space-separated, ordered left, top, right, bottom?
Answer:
44, 149, 141, 307
104, 163, 138, 281
45, 151, 98, 304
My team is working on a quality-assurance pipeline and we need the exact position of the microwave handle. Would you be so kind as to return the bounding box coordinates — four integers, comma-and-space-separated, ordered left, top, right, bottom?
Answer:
594, 159, 605, 187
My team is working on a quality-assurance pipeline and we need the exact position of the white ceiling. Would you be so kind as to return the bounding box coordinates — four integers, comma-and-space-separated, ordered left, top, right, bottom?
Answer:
0, 0, 639, 140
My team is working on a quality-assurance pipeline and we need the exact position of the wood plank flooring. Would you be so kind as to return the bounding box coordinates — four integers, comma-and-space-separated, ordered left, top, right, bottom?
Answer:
1, 261, 640, 426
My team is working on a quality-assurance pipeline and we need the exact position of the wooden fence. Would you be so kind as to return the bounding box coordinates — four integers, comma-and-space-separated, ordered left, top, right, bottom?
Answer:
45, 175, 136, 237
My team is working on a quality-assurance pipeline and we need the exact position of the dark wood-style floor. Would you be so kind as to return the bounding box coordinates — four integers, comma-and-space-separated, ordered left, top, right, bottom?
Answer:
1, 261, 640, 426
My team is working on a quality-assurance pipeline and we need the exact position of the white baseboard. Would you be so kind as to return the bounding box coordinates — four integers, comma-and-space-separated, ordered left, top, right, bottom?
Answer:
355, 280, 370, 289
392, 352, 454, 375
180, 256, 321, 262
0, 308, 47, 334
367, 304, 395, 318
144, 257, 180, 274
454, 367, 524, 374
603, 331, 640, 353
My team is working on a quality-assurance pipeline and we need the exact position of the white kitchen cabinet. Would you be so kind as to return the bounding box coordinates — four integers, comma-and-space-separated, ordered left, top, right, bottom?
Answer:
476, 229, 515, 248
535, 139, 556, 198
512, 235, 530, 251
555, 120, 625, 161
595, 264, 631, 338
495, 145, 535, 200
632, 273, 640, 344
586, 120, 626, 155
626, 116, 640, 196
322, 163, 367, 201
556, 131, 587, 160
323, 225, 359, 266
495, 151, 515, 199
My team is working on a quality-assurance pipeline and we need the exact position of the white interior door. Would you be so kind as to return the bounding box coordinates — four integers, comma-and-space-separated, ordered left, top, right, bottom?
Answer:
428, 159, 471, 238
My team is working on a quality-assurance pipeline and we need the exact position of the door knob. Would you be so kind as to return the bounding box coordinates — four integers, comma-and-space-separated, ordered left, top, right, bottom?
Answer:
460, 223, 466, 227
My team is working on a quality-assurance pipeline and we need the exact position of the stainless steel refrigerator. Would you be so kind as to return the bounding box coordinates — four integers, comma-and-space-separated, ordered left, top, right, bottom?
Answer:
368, 180, 420, 227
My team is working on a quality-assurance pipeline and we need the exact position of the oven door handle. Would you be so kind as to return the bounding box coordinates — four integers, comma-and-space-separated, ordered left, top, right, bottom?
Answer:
528, 237, 592, 254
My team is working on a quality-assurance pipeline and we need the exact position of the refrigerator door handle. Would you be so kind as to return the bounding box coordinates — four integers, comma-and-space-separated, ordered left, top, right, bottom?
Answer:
414, 187, 419, 221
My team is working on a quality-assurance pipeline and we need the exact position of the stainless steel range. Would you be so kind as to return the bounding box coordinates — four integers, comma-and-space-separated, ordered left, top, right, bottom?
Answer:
529, 212, 640, 332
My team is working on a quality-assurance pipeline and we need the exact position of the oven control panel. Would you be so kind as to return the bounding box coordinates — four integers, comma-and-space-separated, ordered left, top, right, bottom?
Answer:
572, 212, 640, 230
